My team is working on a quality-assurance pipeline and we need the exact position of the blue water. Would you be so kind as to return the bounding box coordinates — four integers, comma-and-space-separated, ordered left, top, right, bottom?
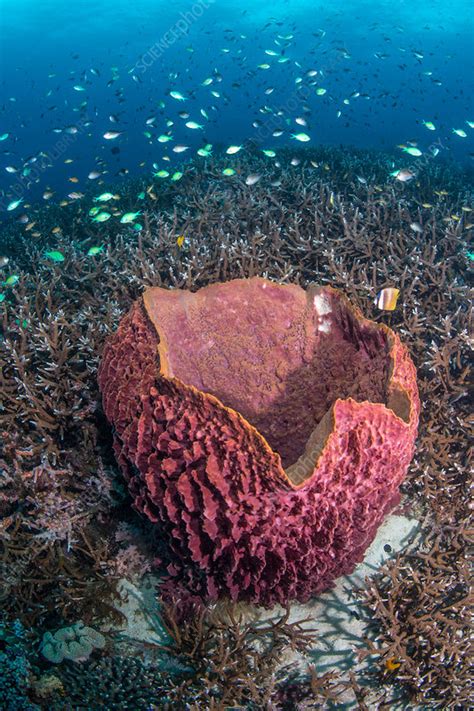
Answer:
0, 0, 473, 210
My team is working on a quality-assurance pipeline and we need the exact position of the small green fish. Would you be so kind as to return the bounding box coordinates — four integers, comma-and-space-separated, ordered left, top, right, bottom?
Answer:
137, 191, 146, 199
466, 121, 474, 129
89, 206, 101, 216
45, 250, 65, 262
158, 134, 173, 143
154, 170, 169, 178
197, 144, 212, 157
422, 120, 436, 131
0, 133, 9, 141
171, 171, 183, 181
402, 146, 422, 157
185, 121, 203, 130
133, 223, 143, 232
291, 132, 310, 142
316, 88, 327, 95
87, 245, 104, 256
7, 198, 23, 211
94, 192, 116, 202
0, 293, 5, 303
262, 149, 276, 157
226, 145, 242, 154
4, 274, 19, 286
120, 211, 141, 224
222, 168, 236, 176
452, 128, 467, 138
92, 212, 112, 222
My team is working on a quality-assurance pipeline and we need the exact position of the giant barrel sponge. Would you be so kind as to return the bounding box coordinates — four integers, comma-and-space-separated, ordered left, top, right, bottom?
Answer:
98, 278, 419, 607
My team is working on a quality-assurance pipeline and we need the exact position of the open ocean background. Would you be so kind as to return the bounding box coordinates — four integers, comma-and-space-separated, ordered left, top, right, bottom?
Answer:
0, 0, 473, 211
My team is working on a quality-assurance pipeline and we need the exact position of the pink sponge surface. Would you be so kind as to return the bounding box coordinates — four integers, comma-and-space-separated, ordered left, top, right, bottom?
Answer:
98, 278, 419, 606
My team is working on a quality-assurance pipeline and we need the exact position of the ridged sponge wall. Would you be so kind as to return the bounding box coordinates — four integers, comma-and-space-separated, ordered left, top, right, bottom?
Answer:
98, 278, 419, 607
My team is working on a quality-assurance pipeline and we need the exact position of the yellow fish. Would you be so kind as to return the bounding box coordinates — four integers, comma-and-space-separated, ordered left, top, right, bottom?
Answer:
176, 235, 185, 248
375, 287, 400, 311
385, 657, 401, 672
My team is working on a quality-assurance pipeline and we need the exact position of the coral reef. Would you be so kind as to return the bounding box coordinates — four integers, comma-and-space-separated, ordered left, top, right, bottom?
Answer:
143, 585, 339, 709
52, 656, 167, 710
0, 146, 471, 707
0, 617, 39, 710
99, 278, 419, 606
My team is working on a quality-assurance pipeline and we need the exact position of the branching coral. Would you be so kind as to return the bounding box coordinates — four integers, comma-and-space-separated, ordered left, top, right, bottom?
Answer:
0, 145, 471, 706
151, 585, 340, 709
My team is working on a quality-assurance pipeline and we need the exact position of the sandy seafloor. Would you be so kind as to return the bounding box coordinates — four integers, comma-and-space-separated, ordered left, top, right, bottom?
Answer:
111, 514, 419, 709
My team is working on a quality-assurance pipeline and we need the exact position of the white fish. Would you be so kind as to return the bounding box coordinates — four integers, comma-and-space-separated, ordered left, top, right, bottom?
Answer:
103, 131, 123, 140
245, 174, 261, 186
291, 132, 310, 142
170, 90, 187, 101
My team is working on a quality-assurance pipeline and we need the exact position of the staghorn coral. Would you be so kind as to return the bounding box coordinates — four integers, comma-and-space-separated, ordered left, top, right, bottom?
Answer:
356, 524, 472, 708
151, 585, 335, 709
0, 145, 471, 706
98, 278, 419, 606
49, 591, 335, 711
